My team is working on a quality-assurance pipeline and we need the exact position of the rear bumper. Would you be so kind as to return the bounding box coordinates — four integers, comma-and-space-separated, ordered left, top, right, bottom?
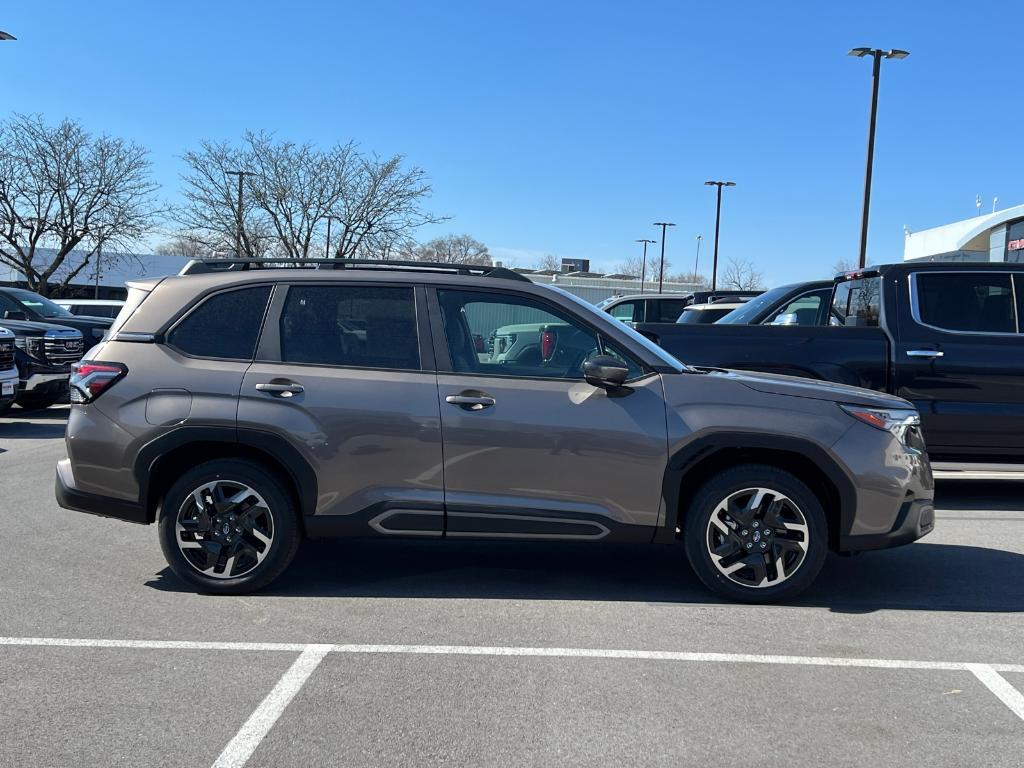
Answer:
55, 458, 149, 524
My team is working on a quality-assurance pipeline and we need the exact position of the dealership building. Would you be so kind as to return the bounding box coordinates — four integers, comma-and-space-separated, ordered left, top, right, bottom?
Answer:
903, 202, 1024, 263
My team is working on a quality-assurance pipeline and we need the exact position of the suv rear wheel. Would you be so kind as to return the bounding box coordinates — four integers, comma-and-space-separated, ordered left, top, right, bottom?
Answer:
158, 459, 300, 594
683, 465, 827, 603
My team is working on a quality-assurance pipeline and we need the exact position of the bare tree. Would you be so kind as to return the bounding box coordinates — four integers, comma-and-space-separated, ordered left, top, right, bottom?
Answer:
721, 258, 765, 290
831, 258, 855, 276
535, 253, 561, 271
0, 114, 160, 295
415, 234, 491, 265
155, 233, 209, 258
614, 254, 643, 278
669, 270, 709, 288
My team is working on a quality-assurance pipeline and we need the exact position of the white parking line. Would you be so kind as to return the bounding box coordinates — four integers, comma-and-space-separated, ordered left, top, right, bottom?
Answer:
1, 634, 1022, 767
211, 644, 332, 768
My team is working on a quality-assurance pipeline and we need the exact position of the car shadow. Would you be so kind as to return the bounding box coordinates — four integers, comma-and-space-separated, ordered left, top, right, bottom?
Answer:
147, 537, 1024, 613
0, 420, 67, 439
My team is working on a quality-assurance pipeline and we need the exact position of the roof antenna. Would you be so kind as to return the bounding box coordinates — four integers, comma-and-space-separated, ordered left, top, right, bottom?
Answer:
976, 195, 982, 217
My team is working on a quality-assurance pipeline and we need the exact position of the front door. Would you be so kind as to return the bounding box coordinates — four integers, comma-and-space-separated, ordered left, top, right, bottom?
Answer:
431, 287, 668, 541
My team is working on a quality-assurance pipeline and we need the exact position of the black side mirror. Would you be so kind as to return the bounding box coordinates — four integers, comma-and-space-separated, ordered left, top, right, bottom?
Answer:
3, 310, 26, 321
583, 355, 630, 389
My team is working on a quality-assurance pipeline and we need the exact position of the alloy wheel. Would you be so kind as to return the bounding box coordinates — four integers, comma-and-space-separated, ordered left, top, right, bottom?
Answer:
174, 480, 274, 579
705, 487, 809, 588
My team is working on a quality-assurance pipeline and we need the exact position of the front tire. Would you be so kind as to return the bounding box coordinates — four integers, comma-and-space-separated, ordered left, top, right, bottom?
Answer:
683, 465, 827, 603
16, 391, 64, 410
158, 459, 300, 594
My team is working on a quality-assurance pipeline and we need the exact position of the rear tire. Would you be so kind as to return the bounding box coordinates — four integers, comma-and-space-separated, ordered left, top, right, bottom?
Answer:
683, 464, 828, 603
158, 459, 300, 594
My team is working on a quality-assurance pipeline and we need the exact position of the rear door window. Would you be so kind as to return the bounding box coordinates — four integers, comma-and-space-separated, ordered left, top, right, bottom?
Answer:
832, 277, 882, 327
655, 298, 688, 322
914, 272, 1017, 334
279, 284, 420, 370
168, 285, 271, 359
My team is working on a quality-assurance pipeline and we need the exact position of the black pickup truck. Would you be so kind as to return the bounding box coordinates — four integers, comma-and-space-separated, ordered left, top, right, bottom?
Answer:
635, 262, 1024, 471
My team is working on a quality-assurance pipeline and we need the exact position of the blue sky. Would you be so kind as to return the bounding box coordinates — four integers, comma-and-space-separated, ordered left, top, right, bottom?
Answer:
2, 1, 1020, 284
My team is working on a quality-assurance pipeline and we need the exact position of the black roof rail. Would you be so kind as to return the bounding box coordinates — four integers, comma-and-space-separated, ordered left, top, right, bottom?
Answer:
179, 257, 533, 283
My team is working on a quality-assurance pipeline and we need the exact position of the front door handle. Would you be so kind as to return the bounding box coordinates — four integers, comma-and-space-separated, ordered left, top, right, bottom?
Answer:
445, 393, 496, 411
256, 381, 305, 397
906, 349, 944, 359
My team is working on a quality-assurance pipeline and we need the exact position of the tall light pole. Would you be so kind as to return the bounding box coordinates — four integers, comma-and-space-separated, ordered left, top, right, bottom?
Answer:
849, 47, 909, 268
225, 170, 253, 258
704, 181, 735, 291
694, 234, 703, 278
635, 238, 656, 293
652, 223, 675, 292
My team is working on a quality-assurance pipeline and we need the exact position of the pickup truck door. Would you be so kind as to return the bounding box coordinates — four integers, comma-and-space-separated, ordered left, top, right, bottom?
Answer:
430, 287, 668, 541
894, 270, 1024, 460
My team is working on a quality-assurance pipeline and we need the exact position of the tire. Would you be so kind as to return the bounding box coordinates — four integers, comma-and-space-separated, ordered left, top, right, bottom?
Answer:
158, 459, 301, 594
683, 464, 828, 603
16, 392, 64, 410
0, 399, 13, 416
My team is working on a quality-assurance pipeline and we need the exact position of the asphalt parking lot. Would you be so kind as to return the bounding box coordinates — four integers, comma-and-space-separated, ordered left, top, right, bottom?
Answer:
2, 406, 1023, 767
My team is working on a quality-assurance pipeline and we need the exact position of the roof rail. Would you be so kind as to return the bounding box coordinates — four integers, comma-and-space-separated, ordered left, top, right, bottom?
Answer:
179, 257, 533, 282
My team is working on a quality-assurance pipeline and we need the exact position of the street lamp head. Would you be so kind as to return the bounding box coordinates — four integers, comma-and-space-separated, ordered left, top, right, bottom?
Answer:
0, 31, 15, 41
652, 222, 676, 227
848, 47, 872, 57
886, 49, 910, 59
704, 180, 736, 187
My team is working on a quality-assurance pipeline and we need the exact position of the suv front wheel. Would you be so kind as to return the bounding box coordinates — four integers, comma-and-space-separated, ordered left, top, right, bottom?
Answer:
158, 459, 300, 594
684, 465, 828, 603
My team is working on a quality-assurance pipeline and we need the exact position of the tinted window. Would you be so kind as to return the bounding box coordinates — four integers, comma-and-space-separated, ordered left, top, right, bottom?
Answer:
656, 298, 688, 322
280, 285, 419, 369
916, 273, 1017, 334
438, 289, 642, 380
609, 300, 641, 322
169, 286, 271, 359
832, 277, 882, 327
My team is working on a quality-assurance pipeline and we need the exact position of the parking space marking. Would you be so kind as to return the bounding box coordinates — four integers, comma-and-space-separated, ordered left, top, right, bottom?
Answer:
966, 664, 1024, 722
211, 644, 332, 768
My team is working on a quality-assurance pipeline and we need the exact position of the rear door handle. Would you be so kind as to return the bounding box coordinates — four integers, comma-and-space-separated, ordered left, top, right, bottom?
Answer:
256, 381, 305, 397
445, 394, 496, 410
906, 350, 944, 359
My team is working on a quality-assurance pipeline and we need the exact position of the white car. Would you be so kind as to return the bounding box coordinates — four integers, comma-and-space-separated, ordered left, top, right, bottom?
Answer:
54, 299, 125, 319
0, 326, 18, 414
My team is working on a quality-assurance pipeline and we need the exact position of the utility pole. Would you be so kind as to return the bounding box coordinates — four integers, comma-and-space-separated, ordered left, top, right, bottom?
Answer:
94, 231, 103, 299
635, 239, 656, 293
704, 181, 735, 292
848, 47, 909, 268
325, 217, 334, 258
694, 235, 702, 278
652, 223, 675, 293
226, 170, 253, 257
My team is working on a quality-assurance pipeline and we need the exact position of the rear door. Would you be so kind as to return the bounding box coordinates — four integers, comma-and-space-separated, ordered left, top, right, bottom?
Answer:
893, 269, 1024, 460
238, 281, 445, 534
430, 286, 668, 541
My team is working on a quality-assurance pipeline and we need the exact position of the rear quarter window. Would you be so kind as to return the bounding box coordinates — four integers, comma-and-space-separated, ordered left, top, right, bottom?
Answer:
167, 285, 272, 359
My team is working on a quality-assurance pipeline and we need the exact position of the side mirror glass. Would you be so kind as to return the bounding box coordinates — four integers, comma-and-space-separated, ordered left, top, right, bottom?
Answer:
770, 312, 799, 326
3, 310, 27, 321
583, 355, 630, 389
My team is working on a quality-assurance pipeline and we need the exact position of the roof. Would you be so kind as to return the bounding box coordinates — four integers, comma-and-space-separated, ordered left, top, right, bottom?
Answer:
904, 203, 1024, 260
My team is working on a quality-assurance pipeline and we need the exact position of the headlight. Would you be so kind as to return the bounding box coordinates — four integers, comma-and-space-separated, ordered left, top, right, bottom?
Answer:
840, 404, 921, 446
13, 336, 44, 359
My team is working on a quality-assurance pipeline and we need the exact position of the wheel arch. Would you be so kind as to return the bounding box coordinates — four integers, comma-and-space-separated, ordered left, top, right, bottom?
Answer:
136, 426, 317, 524
658, 432, 856, 552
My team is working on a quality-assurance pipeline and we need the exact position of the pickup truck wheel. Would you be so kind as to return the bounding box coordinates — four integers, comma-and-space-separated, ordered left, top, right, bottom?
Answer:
158, 459, 300, 594
683, 465, 827, 603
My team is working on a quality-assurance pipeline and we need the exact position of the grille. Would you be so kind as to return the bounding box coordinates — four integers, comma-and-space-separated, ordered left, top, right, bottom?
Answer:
43, 336, 84, 365
0, 340, 13, 368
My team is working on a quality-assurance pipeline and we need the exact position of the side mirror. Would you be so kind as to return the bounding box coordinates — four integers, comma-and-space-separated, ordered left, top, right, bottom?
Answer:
583, 355, 630, 389
3, 310, 26, 321
770, 312, 799, 326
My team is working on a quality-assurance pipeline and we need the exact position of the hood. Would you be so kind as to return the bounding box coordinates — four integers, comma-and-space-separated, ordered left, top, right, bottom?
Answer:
0, 318, 83, 337
701, 368, 912, 409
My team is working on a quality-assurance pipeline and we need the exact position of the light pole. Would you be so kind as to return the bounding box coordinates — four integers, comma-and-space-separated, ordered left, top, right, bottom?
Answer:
704, 181, 735, 292
225, 170, 253, 257
652, 223, 675, 292
694, 234, 702, 278
849, 47, 909, 268
635, 238, 656, 293
0, 31, 15, 41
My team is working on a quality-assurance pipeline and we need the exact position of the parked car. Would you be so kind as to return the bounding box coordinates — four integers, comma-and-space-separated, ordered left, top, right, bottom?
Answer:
0, 287, 112, 348
598, 290, 762, 324
716, 280, 834, 326
0, 326, 18, 414
55, 299, 126, 319
56, 260, 933, 602
677, 301, 747, 324
0, 317, 84, 409
634, 263, 1024, 476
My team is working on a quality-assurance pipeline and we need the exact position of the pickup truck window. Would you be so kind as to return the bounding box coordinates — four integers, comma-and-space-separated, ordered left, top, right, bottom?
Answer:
609, 300, 642, 323
832, 277, 881, 327
914, 272, 1018, 334
767, 290, 829, 326
656, 299, 688, 322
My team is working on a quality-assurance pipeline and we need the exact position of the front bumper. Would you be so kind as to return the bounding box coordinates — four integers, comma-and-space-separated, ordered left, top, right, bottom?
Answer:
842, 497, 935, 551
0, 368, 17, 406
55, 458, 148, 524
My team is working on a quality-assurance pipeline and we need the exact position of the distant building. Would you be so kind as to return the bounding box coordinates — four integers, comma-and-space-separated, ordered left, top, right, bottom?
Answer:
904, 203, 1024, 263
0, 248, 189, 299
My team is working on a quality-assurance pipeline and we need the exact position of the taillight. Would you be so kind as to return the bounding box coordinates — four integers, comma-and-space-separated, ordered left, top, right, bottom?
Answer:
540, 330, 556, 361
70, 361, 127, 403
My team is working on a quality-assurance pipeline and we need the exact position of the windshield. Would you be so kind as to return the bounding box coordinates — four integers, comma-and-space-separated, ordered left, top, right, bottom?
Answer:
716, 284, 801, 324
548, 286, 687, 371
9, 288, 75, 319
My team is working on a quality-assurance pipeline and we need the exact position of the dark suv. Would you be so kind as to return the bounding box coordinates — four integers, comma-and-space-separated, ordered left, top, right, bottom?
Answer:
55, 261, 934, 602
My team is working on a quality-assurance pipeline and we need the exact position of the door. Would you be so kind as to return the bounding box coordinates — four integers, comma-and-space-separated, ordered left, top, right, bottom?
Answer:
238, 282, 445, 535
431, 287, 669, 541
895, 270, 1024, 460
